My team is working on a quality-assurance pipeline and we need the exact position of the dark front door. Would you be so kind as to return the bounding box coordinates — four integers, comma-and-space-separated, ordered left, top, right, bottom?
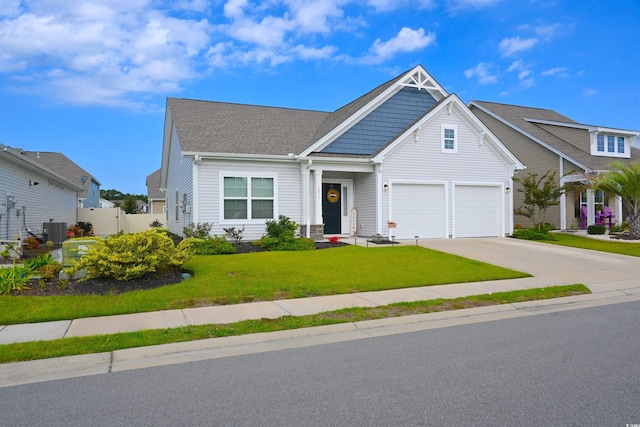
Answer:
322, 183, 341, 234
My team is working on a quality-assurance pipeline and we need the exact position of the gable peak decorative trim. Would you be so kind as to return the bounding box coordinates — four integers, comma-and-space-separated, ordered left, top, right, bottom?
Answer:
398, 67, 446, 98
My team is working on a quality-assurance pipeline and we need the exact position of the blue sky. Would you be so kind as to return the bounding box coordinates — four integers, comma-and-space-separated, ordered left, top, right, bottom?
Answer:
1, 0, 639, 195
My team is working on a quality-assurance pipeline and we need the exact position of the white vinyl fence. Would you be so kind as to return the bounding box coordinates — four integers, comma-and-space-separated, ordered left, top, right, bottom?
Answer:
77, 208, 166, 236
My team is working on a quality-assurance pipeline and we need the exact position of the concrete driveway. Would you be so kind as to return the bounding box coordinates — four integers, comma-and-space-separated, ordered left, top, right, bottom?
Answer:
417, 237, 640, 293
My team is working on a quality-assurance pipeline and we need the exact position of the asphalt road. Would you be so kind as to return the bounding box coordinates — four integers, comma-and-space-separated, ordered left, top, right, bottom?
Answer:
2, 301, 638, 426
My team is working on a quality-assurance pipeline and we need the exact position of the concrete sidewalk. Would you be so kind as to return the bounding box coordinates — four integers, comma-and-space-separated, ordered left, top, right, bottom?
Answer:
1, 237, 639, 346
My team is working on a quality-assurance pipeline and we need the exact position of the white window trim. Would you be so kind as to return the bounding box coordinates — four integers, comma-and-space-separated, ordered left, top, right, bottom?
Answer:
590, 132, 630, 158
441, 124, 458, 153
219, 172, 278, 223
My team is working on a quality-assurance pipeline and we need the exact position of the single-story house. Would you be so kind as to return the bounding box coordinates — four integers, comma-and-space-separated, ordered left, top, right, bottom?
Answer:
160, 65, 524, 241
21, 151, 101, 208
468, 101, 640, 229
146, 169, 166, 215
0, 144, 86, 243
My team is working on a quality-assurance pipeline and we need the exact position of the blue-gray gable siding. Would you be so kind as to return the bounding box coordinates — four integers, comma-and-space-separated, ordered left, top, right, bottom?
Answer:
320, 86, 437, 155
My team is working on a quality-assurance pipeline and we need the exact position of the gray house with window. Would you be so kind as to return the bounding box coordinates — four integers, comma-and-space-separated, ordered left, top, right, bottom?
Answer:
159, 65, 524, 241
468, 101, 640, 229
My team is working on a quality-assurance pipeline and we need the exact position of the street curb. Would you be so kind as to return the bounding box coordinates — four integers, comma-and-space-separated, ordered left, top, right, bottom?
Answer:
2, 290, 639, 388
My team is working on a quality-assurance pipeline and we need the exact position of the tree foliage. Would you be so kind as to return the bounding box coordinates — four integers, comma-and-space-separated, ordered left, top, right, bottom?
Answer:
513, 171, 566, 230
100, 189, 148, 203
591, 161, 640, 239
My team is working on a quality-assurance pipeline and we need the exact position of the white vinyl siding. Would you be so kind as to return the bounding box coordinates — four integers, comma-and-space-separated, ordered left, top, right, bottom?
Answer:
380, 107, 512, 238
196, 160, 301, 241
0, 158, 78, 240
354, 172, 377, 237
164, 126, 193, 236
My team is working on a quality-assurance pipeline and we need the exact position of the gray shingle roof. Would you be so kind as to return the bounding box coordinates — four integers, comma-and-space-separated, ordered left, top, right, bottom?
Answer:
167, 67, 420, 157
472, 101, 639, 171
146, 168, 163, 199
21, 151, 98, 196
167, 98, 330, 156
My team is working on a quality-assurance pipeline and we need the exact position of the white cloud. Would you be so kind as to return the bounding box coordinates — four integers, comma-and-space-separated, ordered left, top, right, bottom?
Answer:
363, 27, 436, 64
583, 88, 598, 97
284, 0, 345, 33
464, 62, 497, 84
0, 0, 212, 107
541, 67, 569, 77
498, 36, 538, 57
0, 0, 21, 17
507, 59, 533, 80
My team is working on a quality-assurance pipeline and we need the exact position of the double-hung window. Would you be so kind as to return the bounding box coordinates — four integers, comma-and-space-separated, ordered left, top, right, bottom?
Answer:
441, 124, 458, 153
607, 135, 615, 152
596, 135, 605, 152
617, 136, 625, 153
223, 176, 274, 220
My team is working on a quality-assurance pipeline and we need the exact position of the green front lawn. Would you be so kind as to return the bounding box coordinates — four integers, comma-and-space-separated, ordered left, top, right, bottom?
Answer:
0, 285, 589, 364
549, 233, 640, 257
0, 245, 529, 325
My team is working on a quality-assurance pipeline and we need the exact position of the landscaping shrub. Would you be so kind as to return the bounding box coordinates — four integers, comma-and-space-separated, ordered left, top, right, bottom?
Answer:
64, 228, 197, 281
192, 236, 237, 255
223, 226, 245, 244
265, 215, 298, 240
23, 237, 40, 250
610, 222, 629, 233
67, 222, 93, 238
23, 253, 62, 282
183, 222, 213, 238
513, 228, 555, 241
587, 225, 606, 235
0, 265, 35, 294
254, 215, 315, 251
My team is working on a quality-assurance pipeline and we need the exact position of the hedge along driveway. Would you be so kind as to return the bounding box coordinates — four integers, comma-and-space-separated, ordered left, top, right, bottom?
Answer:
0, 245, 530, 325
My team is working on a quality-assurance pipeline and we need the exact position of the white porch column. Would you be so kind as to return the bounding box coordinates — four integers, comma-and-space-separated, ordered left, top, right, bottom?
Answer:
615, 195, 623, 225
314, 168, 323, 224
375, 163, 382, 235
300, 162, 310, 238
587, 189, 595, 226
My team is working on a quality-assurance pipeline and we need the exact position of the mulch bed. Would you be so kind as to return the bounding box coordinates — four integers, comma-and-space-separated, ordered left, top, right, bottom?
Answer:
4, 241, 349, 297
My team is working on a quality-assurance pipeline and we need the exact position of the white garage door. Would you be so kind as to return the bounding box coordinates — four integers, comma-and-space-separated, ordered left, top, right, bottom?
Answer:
391, 183, 446, 239
454, 185, 501, 238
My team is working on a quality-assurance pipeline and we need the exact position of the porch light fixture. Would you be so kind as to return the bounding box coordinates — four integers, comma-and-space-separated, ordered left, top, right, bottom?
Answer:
505, 187, 511, 193
383, 183, 389, 191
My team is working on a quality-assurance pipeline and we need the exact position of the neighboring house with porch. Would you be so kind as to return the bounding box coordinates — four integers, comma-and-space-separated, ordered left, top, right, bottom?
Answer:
468, 101, 640, 230
21, 151, 101, 208
146, 169, 166, 215
0, 144, 85, 242
160, 65, 524, 241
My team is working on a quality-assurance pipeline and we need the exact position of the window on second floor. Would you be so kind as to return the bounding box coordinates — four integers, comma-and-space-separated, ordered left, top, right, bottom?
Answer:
441, 124, 458, 153
593, 133, 628, 158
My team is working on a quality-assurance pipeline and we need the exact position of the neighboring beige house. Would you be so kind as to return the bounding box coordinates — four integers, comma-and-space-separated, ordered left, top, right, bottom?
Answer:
160, 65, 524, 241
469, 101, 640, 230
146, 169, 166, 215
